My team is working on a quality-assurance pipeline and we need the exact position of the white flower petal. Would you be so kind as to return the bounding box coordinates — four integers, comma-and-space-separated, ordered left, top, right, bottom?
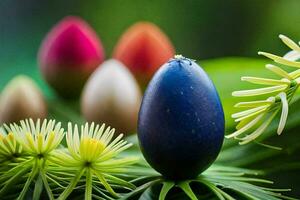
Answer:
279, 34, 300, 52
277, 92, 289, 135
238, 112, 278, 145
283, 50, 300, 62
290, 69, 300, 79
241, 76, 290, 85
265, 64, 292, 79
232, 105, 269, 119
258, 51, 300, 68
232, 85, 287, 97
226, 114, 264, 138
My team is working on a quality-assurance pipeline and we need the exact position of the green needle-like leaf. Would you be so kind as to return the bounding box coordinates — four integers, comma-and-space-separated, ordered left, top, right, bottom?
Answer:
58, 168, 85, 200
159, 181, 175, 200
178, 181, 198, 200
17, 164, 39, 200
103, 173, 136, 190
119, 179, 161, 199
94, 170, 118, 198
0, 160, 32, 196
40, 170, 55, 200
32, 173, 43, 200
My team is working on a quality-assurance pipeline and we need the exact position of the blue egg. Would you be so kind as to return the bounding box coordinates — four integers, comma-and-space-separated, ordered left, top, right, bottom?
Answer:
138, 56, 225, 180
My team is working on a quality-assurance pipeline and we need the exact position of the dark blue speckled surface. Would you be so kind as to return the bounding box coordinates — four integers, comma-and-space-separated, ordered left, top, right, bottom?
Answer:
138, 57, 225, 180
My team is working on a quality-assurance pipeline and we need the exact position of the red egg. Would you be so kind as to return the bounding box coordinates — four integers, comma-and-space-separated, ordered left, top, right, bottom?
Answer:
113, 22, 175, 87
38, 16, 105, 99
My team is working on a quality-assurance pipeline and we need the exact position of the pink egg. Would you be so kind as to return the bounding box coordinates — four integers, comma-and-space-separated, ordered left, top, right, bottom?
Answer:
38, 16, 105, 99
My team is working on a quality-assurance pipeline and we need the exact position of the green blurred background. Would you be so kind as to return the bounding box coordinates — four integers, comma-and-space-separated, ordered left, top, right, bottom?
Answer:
0, 0, 300, 91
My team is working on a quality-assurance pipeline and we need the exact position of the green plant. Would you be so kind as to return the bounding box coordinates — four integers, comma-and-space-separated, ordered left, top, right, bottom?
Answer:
1, 35, 300, 200
0, 119, 137, 200
228, 35, 300, 144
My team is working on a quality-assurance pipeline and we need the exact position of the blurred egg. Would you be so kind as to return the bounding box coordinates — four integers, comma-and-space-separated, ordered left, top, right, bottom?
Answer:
38, 16, 105, 99
113, 22, 175, 87
81, 59, 141, 134
0, 75, 47, 124
138, 56, 225, 180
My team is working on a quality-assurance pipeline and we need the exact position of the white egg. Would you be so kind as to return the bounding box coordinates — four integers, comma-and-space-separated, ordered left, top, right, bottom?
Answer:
81, 59, 142, 135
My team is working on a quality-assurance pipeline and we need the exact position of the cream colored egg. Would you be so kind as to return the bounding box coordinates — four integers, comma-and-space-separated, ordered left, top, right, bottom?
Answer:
81, 59, 142, 135
0, 75, 47, 124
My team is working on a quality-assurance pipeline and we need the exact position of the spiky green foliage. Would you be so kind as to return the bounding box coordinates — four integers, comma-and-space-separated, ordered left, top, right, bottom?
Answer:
120, 159, 296, 200
0, 119, 297, 200
0, 119, 137, 200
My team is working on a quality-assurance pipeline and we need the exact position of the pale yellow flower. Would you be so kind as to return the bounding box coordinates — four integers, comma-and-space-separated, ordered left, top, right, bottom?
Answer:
52, 122, 137, 200
0, 129, 22, 162
4, 119, 64, 156
228, 35, 300, 144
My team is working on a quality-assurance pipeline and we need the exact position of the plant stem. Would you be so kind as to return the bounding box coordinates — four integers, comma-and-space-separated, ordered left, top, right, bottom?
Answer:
57, 168, 85, 200
32, 173, 43, 200
85, 168, 92, 200
17, 163, 39, 200
41, 170, 55, 200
